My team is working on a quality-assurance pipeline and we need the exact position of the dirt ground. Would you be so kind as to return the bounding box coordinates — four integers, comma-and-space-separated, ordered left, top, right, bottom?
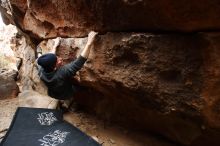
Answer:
0, 98, 177, 146
0, 98, 19, 142
64, 111, 178, 146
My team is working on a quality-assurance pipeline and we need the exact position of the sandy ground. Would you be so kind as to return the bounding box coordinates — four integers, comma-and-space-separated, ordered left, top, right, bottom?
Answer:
0, 98, 19, 142
0, 98, 177, 146
64, 111, 177, 146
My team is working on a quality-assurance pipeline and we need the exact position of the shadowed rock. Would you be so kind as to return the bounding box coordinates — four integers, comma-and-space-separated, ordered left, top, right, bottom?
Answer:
1, 0, 220, 38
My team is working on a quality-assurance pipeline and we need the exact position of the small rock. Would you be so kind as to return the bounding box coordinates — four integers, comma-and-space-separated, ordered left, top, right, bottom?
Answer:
109, 138, 115, 144
92, 136, 99, 142
76, 123, 81, 127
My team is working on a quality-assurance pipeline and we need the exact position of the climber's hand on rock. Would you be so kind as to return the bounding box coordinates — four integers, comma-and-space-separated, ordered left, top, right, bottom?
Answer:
80, 31, 98, 58
87, 31, 98, 46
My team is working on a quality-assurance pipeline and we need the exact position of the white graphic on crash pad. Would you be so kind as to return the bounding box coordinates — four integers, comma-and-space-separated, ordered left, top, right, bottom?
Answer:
39, 130, 70, 146
37, 112, 58, 125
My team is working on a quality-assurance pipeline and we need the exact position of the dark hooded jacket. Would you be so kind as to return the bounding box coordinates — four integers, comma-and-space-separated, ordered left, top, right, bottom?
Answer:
38, 56, 87, 100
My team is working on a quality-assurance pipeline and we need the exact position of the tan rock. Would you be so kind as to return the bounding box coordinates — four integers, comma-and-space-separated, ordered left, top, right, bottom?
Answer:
18, 90, 58, 109
0, 69, 19, 100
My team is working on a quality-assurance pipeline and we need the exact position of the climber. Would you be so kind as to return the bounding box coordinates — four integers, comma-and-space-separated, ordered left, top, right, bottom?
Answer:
37, 31, 98, 109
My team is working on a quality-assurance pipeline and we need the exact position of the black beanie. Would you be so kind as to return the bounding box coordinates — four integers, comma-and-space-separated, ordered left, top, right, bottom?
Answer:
37, 53, 57, 72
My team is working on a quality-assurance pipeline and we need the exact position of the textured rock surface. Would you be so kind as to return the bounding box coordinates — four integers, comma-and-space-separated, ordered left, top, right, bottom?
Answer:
0, 69, 18, 100
18, 90, 58, 109
0, 25, 19, 99
38, 33, 220, 145
1, 0, 220, 38
202, 33, 220, 128
10, 31, 47, 94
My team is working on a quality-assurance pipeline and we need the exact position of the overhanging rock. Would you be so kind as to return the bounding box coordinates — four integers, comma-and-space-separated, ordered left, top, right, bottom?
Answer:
40, 33, 220, 145
1, 0, 220, 38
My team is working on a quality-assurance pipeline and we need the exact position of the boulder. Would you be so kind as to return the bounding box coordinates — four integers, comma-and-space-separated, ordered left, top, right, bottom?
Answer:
1, 0, 220, 38
0, 25, 19, 99
0, 69, 19, 100
39, 33, 220, 145
18, 90, 58, 109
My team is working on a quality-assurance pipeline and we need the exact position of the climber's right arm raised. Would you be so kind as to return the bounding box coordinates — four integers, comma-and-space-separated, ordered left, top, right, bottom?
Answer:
61, 31, 98, 77
80, 31, 98, 58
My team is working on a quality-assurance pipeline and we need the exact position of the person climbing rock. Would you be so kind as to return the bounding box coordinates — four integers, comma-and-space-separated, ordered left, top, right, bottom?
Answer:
37, 31, 98, 109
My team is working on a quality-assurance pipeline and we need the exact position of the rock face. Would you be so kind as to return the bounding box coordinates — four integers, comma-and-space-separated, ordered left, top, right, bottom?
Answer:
18, 90, 58, 109
37, 33, 220, 146
0, 69, 18, 99
0, 25, 19, 99
10, 31, 48, 94
1, 0, 220, 38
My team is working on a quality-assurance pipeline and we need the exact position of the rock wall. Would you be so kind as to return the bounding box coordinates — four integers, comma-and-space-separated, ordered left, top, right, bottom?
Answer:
1, 0, 220, 38
2, 0, 220, 146
10, 32, 47, 94
0, 25, 19, 99
37, 33, 220, 146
